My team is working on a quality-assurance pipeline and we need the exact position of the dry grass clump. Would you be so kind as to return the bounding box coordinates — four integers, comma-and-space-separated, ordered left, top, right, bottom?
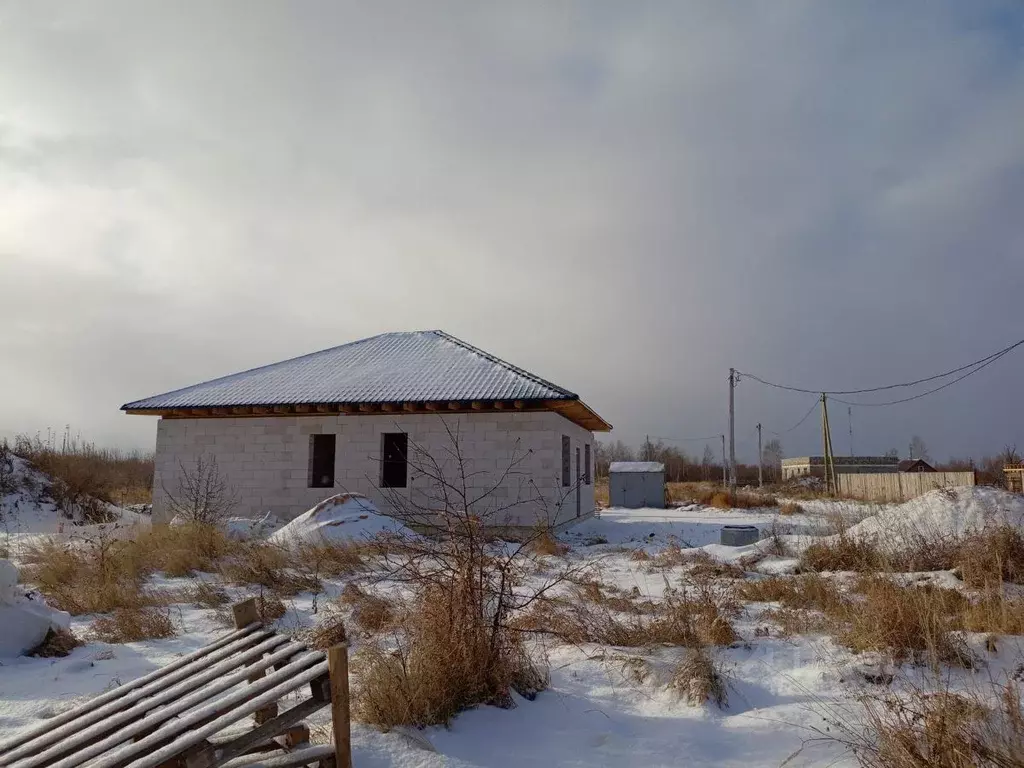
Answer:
255, 591, 287, 623
20, 539, 170, 615
307, 614, 349, 650
136, 523, 237, 577
840, 577, 976, 669
671, 647, 727, 707
293, 540, 366, 578
686, 551, 747, 581
186, 580, 231, 608
594, 478, 610, 508
737, 574, 844, 612
338, 583, 395, 633
957, 527, 1024, 587
799, 526, 1024, 585
91, 607, 176, 643
220, 542, 316, 596
28, 627, 82, 658
530, 529, 570, 557
851, 681, 1024, 768
14, 432, 153, 511
669, 483, 776, 509
779, 501, 804, 516
629, 548, 652, 562
800, 534, 884, 572
354, 585, 547, 730
519, 581, 736, 649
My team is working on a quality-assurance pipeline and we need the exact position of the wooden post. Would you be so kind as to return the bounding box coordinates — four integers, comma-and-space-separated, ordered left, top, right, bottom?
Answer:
328, 645, 352, 768
232, 598, 278, 724
232, 597, 259, 628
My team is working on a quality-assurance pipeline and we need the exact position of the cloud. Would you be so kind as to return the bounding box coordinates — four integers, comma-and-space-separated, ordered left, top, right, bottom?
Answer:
1, 1, 1022, 460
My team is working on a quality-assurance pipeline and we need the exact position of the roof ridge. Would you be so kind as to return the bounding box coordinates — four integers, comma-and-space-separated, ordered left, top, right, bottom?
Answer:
430, 331, 577, 399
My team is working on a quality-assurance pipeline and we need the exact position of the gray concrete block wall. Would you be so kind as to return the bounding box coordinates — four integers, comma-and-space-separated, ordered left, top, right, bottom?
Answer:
152, 411, 595, 527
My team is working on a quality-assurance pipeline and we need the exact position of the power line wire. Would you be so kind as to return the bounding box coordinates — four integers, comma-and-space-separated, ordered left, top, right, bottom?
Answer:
648, 434, 722, 443
766, 400, 819, 436
833, 351, 1009, 407
736, 337, 1024, 396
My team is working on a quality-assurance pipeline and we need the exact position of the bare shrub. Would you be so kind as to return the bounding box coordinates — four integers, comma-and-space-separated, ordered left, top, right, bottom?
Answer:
779, 501, 803, 515
28, 627, 81, 658
0, 439, 16, 496
354, 421, 595, 728
163, 454, 237, 525
629, 548, 651, 562
91, 607, 176, 643
671, 647, 727, 707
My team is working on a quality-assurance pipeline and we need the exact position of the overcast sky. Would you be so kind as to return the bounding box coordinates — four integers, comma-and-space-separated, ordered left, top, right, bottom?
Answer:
1, 1, 1022, 462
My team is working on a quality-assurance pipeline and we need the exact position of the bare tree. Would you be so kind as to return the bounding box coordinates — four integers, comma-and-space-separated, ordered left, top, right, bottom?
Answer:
761, 438, 784, 482
163, 454, 237, 525
884, 448, 900, 459
701, 444, 715, 481
909, 436, 930, 463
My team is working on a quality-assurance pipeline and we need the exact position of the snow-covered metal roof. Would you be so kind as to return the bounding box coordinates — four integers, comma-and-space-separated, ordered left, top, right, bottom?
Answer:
122, 331, 579, 410
609, 462, 665, 474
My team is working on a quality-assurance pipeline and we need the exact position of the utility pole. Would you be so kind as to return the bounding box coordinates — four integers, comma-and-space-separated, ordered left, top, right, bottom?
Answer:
728, 368, 737, 487
756, 423, 763, 487
821, 393, 837, 495
720, 434, 727, 487
848, 406, 854, 456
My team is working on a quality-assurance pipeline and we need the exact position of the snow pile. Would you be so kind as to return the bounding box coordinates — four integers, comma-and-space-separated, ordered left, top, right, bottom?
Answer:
223, 512, 282, 540
268, 494, 412, 547
844, 486, 1024, 550
0, 559, 71, 657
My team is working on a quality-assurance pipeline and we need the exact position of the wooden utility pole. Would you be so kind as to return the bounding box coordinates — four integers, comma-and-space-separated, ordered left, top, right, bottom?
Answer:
821, 394, 838, 495
757, 423, 763, 487
728, 369, 737, 487
720, 434, 727, 487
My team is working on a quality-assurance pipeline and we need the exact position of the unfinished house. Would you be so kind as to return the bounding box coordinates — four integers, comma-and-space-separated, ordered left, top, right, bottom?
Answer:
123, 331, 612, 527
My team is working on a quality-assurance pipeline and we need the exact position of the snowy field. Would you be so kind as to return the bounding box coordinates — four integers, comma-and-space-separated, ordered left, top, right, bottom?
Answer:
3, 461, 1024, 767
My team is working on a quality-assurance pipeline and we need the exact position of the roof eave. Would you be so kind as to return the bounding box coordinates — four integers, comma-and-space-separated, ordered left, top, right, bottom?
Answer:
124, 397, 612, 432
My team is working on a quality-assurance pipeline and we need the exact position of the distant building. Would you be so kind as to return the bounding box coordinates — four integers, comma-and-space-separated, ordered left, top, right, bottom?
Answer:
781, 456, 900, 480
1006, 464, 1024, 494
609, 462, 665, 509
898, 459, 936, 473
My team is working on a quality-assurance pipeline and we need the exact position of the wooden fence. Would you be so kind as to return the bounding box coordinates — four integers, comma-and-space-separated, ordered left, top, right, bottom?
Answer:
836, 471, 976, 503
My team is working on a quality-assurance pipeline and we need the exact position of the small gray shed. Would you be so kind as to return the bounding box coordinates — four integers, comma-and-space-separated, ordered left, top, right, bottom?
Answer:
609, 461, 665, 509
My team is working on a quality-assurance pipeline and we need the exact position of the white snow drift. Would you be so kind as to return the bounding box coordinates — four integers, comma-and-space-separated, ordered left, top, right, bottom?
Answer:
268, 494, 413, 547
0, 559, 71, 658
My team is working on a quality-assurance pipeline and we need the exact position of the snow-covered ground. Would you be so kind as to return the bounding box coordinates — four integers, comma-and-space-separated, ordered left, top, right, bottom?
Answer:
3, 470, 1024, 766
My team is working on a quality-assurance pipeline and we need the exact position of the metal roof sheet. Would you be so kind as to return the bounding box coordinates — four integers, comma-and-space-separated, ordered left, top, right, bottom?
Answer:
609, 462, 665, 474
122, 331, 578, 410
